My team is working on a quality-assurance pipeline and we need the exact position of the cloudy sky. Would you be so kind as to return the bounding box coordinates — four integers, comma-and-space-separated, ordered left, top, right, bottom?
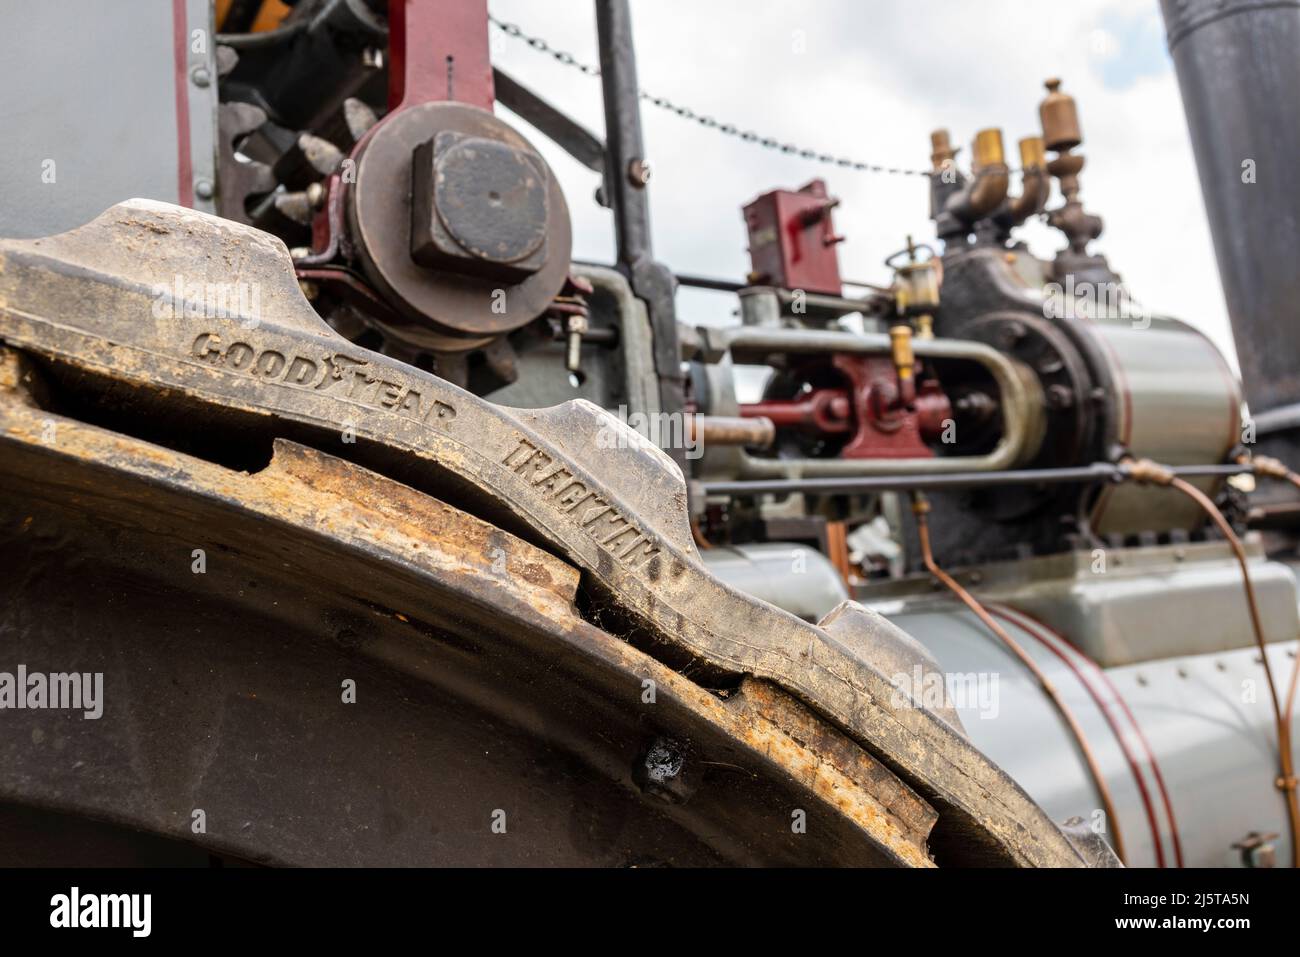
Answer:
486, 0, 1235, 368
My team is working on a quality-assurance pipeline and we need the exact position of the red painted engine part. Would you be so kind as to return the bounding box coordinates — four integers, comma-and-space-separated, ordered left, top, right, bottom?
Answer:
741, 356, 952, 459
388, 0, 495, 111
305, 0, 497, 262
742, 179, 843, 296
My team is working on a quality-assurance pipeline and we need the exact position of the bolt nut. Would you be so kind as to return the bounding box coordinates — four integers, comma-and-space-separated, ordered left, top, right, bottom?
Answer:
627, 158, 651, 187
1047, 383, 1075, 409
190, 66, 211, 88
410, 131, 551, 283
194, 179, 215, 200
633, 737, 694, 805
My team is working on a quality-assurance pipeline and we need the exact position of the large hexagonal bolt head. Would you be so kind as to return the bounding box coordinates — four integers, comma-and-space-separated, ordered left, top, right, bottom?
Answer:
410, 130, 551, 283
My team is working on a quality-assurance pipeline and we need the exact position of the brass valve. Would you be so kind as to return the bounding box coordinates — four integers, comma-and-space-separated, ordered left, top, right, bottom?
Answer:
894, 263, 940, 313
1007, 135, 1050, 225
927, 126, 1008, 238
1039, 78, 1081, 153
889, 322, 917, 407
1037, 78, 1104, 263
930, 129, 958, 173
1019, 135, 1047, 171
889, 323, 916, 382
889, 237, 940, 340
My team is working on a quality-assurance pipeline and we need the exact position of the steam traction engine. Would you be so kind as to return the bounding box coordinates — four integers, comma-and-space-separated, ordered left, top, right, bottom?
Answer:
0, 0, 1296, 869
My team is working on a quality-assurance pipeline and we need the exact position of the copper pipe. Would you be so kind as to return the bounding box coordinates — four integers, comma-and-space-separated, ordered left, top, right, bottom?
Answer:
689, 516, 712, 551
824, 520, 853, 587
1240, 456, 1300, 833
1130, 457, 1300, 866
1281, 478, 1300, 764
688, 415, 776, 450
911, 493, 1128, 864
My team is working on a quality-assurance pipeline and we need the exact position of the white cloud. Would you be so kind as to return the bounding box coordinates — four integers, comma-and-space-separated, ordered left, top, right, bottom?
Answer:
1088, 28, 1120, 59
488, 0, 1236, 367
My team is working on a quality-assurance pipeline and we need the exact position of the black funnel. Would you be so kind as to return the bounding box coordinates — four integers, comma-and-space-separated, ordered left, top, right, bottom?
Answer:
1162, 0, 1300, 431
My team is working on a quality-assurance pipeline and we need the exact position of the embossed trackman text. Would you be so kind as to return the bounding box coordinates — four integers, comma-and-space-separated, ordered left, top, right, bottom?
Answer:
502, 439, 661, 570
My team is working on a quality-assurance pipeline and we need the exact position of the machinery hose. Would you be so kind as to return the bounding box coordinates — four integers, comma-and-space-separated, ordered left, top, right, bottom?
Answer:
1128, 458, 1300, 868
1242, 455, 1300, 740
911, 492, 1128, 865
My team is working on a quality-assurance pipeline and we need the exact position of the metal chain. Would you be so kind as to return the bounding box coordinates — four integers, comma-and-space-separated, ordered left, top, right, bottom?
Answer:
489, 15, 933, 178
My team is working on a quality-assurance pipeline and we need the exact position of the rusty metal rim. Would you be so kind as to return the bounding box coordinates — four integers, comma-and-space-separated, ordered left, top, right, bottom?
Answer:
0, 372, 936, 867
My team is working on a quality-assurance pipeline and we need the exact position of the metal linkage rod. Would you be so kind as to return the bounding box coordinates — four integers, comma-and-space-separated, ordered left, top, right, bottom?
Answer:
699, 462, 1249, 497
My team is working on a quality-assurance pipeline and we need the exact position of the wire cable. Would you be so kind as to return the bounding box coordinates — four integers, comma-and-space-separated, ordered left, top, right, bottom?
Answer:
1241, 454, 1300, 737
911, 492, 1127, 864
489, 14, 938, 178
1127, 457, 1300, 867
